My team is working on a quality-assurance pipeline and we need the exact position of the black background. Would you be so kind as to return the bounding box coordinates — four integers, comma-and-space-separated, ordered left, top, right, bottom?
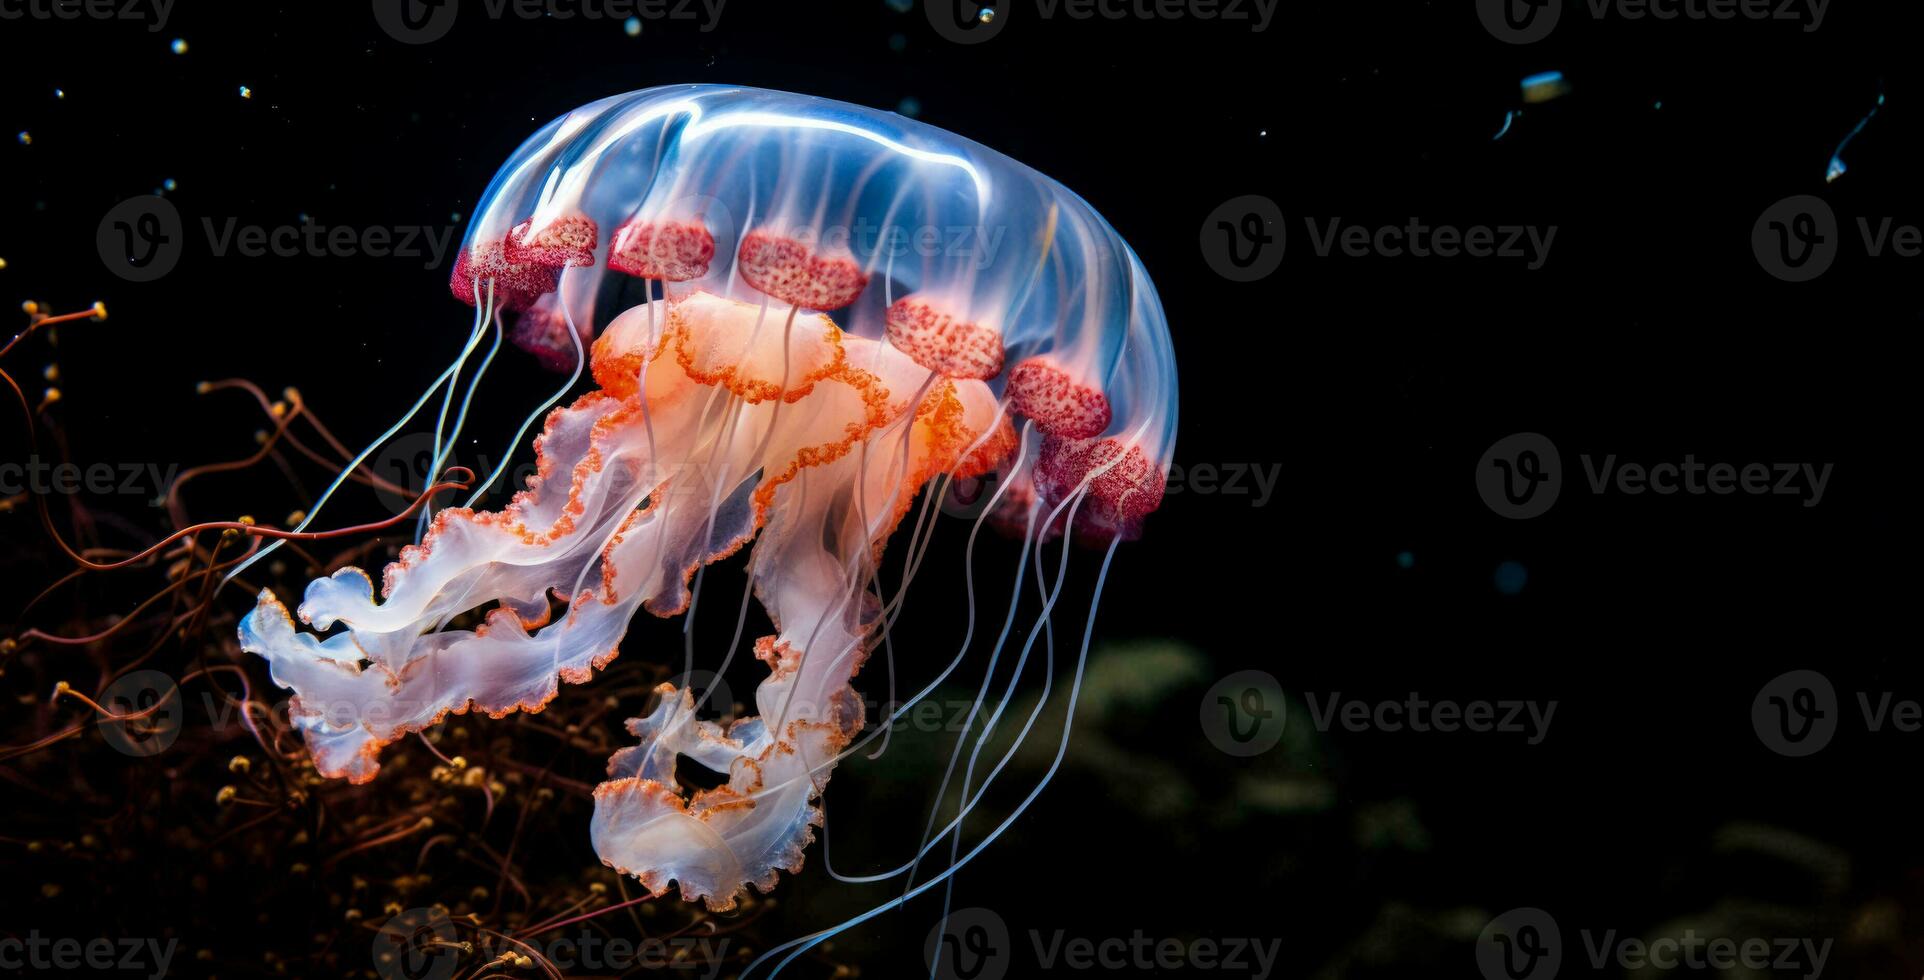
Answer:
4, 0, 1923, 977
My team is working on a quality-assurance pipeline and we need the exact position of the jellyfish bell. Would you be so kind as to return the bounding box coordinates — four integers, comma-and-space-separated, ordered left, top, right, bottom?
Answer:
237, 85, 1177, 946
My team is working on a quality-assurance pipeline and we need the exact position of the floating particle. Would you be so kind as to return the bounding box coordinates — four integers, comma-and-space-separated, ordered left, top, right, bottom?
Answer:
1395, 551, 1415, 570
977, 5, 994, 23
171, 38, 188, 55
888, 32, 907, 51
1653, 100, 1663, 110
240, 85, 253, 99
1492, 110, 1515, 141
1520, 71, 1569, 105
53, 88, 65, 99
163, 178, 178, 192
897, 96, 922, 118
451, 211, 462, 223
885, 0, 911, 10
1259, 129, 1268, 137
15, 132, 29, 146
623, 16, 641, 36
1827, 92, 1885, 183
0, 258, 8, 270
1494, 560, 1529, 596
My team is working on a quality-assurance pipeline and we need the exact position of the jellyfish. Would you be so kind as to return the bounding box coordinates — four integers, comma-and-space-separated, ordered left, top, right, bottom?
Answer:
236, 85, 1177, 963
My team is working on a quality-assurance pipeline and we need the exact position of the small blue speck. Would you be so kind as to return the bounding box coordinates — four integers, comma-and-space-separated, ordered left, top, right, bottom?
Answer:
1494, 560, 1529, 596
1396, 551, 1415, 570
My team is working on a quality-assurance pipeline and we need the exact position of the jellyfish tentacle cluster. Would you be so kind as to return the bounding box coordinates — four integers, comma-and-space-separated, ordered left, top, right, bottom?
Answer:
238, 85, 1176, 919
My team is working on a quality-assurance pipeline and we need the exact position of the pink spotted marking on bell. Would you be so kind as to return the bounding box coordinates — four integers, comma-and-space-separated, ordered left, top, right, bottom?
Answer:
884, 294, 1005, 380
609, 218, 716, 282
449, 236, 560, 312
1007, 356, 1112, 438
507, 213, 600, 268
736, 228, 869, 310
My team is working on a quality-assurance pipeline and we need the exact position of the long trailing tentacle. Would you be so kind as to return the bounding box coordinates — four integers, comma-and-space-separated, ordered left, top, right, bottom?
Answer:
746, 531, 1121, 980
228, 282, 499, 588
418, 304, 506, 539
462, 287, 588, 509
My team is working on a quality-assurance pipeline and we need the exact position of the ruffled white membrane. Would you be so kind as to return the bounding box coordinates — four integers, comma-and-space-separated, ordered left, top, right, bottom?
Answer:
240, 290, 1013, 910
